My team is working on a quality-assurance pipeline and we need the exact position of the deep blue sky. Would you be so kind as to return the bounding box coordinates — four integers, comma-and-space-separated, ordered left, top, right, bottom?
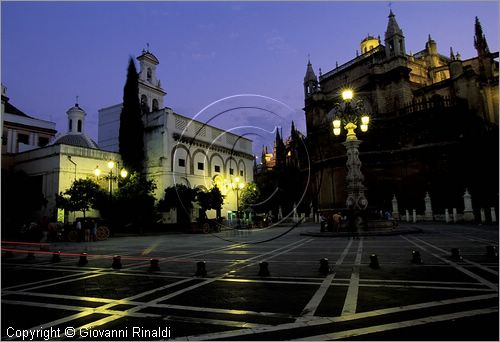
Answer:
2, 1, 498, 156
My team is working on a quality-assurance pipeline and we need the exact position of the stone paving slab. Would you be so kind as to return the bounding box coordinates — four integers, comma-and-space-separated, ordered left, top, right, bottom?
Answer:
1, 222, 498, 340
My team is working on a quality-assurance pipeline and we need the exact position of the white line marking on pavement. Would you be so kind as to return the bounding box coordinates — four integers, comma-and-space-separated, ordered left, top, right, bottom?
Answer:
294, 307, 499, 341
341, 238, 363, 316
299, 239, 354, 318
1, 300, 162, 318
411, 236, 499, 276
43, 238, 315, 339
177, 293, 498, 340
401, 236, 498, 290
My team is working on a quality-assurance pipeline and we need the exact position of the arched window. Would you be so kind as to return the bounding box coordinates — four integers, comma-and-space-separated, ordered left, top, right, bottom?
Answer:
69, 119, 72, 131
152, 99, 159, 111
147, 68, 152, 82
141, 94, 149, 113
77, 120, 82, 133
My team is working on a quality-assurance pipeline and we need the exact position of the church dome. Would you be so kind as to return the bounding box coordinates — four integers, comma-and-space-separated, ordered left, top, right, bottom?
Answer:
52, 134, 99, 149
360, 35, 380, 54
50, 100, 99, 149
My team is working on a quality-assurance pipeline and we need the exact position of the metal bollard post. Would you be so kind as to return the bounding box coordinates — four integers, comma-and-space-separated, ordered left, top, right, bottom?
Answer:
319, 258, 331, 275
149, 258, 160, 272
51, 251, 61, 263
369, 254, 380, 268
195, 261, 207, 277
78, 253, 88, 266
451, 248, 462, 261
112, 255, 122, 269
258, 261, 270, 277
411, 250, 422, 264
486, 245, 498, 258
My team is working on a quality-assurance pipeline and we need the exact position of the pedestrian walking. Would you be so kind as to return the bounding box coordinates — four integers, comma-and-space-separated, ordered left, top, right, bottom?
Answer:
91, 219, 97, 242
75, 220, 82, 242
332, 212, 342, 232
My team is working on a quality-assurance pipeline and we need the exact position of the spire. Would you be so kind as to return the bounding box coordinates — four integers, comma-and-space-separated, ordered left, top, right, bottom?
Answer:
304, 59, 317, 83
384, 10, 405, 57
450, 47, 455, 60
385, 9, 402, 37
474, 16, 490, 56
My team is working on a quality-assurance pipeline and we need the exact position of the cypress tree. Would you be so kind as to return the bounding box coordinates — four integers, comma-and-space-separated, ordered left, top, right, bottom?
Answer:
119, 57, 144, 173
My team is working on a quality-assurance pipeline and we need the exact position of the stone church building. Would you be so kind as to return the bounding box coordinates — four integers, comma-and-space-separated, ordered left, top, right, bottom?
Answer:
98, 50, 255, 220
302, 12, 498, 216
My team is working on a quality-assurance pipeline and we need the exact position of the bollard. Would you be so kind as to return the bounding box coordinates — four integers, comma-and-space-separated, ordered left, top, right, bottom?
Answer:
411, 250, 422, 264
149, 258, 160, 272
5, 251, 14, 258
26, 252, 35, 260
112, 255, 122, 269
369, 254, 380, 268
258, 261, 270, 277
486, 245, 498, 258
319, 258, 331, 275
78, 253, 88, 266
195, 261, 207, 277
451, 248, 462, 261
51, 251, 61, 263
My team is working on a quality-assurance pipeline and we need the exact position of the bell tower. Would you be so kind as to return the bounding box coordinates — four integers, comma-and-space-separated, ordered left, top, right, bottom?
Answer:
137, 46, 166, 113
304, 59, 318, 98
384, 10, 406, 58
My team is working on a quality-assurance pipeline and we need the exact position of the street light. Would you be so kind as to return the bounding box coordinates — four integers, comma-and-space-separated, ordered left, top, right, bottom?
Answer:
231, 177, 245, 220
331, 89, 370, 210
94, 161, 128, 200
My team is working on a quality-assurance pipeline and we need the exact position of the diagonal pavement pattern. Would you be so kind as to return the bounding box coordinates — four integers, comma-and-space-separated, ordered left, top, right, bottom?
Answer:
1, 222, 498, 340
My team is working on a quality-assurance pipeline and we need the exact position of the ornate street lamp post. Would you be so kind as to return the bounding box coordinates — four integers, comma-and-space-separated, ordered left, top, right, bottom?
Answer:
332, 89, 370, 210
94, 161, 128, 200
231, 177, 245, 220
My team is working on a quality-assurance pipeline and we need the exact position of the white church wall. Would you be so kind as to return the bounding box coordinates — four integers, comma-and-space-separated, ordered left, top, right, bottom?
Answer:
98, 104, 122, 152
13, 144, 121, 223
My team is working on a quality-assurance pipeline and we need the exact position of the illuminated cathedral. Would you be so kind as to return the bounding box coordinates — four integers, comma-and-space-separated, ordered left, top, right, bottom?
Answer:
298, 12, 498, 216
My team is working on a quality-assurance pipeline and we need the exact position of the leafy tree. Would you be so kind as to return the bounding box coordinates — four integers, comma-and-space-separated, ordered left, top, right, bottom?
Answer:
240, 182, 260, 211
196, 186, 225, 220
158, 184, 198, 227
94, 172, 157, 233
119, 57, 144, 173
56, 179, 104, 218
208, 186, 224, 219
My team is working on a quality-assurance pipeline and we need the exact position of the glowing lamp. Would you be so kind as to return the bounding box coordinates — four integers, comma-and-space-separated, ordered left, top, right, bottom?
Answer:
94, 166, 101, 177
342, 89, 353, 101
235, 177, 240, 183
361, 116, 370, 125
333, 128, 341, 136
360, 124, 368, 132
107, 161, 115, 169
333, 119, 341, 128
120, 169, 128, 178
239, 183, 245, 189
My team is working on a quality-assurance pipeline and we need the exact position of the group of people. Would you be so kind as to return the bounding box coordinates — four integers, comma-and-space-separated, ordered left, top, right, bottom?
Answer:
75, 219, 98, 242
320, 212, 343, 232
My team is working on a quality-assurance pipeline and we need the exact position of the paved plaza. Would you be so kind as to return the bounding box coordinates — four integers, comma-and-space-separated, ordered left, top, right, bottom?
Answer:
1, 222, 499, 340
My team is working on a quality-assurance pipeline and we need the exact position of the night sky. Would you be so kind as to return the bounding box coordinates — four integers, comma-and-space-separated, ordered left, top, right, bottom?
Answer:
2, 1, 498, 157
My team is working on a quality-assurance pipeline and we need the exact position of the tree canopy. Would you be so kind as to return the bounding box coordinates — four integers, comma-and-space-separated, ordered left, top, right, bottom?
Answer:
56, 178, 104, 218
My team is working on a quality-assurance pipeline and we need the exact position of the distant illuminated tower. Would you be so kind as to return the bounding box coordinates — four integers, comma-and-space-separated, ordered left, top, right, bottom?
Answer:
360, 35, 380, 54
